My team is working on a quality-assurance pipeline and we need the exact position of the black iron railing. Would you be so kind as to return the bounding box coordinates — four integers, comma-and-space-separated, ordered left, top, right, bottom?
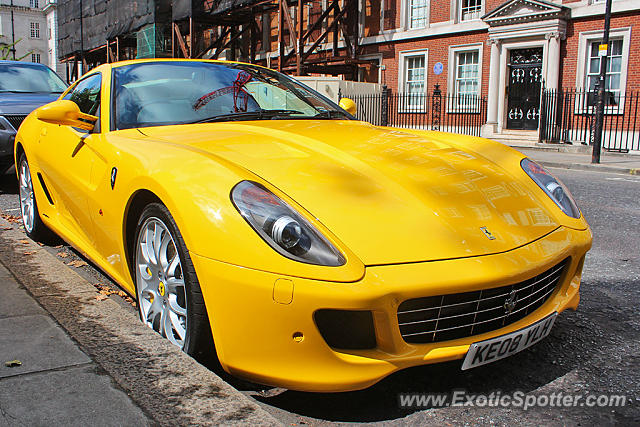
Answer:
343, 87, 488, 137
540, 89, 640, 153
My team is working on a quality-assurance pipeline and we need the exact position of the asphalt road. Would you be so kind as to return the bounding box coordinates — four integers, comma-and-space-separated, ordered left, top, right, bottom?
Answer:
1, 166, 639, 425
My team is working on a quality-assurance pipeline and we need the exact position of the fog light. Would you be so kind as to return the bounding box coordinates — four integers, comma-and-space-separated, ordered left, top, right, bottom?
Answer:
314, 309, 376, 350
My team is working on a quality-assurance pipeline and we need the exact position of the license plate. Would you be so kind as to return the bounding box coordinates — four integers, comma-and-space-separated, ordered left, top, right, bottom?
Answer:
461, 312, 557, 370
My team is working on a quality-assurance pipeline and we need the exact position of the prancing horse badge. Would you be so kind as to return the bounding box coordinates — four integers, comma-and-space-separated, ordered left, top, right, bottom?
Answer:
480, 226, 496, 240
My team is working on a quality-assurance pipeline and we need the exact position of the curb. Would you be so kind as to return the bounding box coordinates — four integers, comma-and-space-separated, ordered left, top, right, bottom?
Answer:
0, 216, 281, 426
536, 160, 639, 176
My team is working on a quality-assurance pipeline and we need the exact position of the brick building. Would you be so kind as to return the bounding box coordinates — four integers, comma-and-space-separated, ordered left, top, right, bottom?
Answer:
347, 0, 640, 143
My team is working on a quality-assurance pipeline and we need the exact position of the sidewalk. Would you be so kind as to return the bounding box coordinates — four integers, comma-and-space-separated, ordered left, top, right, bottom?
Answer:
512, 146, 640, 175
0, 218, 280, 426
0, 262, 150, 426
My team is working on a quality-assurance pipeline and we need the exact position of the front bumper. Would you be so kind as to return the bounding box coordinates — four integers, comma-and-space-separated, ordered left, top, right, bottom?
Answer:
191, 226, 591, 392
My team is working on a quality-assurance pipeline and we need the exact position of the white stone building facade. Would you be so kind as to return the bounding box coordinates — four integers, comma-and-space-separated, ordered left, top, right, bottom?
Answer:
0, 0, 64, 78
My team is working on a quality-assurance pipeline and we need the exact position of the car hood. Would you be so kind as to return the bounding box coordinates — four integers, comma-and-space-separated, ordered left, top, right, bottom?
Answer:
141, 120, 559, 265
0, 92, 60, 115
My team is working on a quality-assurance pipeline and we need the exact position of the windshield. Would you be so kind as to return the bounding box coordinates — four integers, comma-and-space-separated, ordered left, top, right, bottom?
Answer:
0, 63, 67, 93
113, 61, 351, 129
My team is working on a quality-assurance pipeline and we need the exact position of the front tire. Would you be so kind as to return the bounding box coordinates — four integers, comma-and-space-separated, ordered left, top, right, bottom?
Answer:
134, 203, 212, 357
18, 153, 55, 242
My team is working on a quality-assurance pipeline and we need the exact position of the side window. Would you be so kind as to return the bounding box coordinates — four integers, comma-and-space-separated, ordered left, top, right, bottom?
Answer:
63, 73, 101, 117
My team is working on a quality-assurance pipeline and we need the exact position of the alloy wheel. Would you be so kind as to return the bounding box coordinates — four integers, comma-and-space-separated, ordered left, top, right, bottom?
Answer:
19, 159, 35, 234
135, 217, 188, 348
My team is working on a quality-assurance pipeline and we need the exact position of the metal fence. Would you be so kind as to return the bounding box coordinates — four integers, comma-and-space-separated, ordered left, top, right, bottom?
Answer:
540, 89, 640, 152
343, 87, 488, 137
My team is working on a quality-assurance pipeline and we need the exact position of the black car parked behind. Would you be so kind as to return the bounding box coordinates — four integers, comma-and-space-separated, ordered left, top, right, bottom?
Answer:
0, 61, 67, 174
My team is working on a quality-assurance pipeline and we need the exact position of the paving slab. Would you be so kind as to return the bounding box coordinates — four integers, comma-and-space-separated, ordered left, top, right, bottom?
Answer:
0, 314, 91, 378
0, 364, 149, 427
0, 280, 45, 319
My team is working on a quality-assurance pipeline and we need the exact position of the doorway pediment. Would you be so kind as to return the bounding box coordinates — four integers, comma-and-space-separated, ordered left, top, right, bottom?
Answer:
483, 0, 569, 26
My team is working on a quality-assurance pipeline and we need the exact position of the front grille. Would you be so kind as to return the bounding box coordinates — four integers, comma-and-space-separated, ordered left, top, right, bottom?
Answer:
397, 259, 568, 344
4, 115, 28, 131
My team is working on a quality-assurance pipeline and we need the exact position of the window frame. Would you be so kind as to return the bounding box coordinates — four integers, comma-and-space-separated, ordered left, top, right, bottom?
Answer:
30, 22, 40, 39
404, 0, 429, 30
31, 53, 41, 63
459, 0, 483, 22
585, 39, 623, 95
447, 43, 483, 113
575, 27, 631, 114
398, 49, 428, 112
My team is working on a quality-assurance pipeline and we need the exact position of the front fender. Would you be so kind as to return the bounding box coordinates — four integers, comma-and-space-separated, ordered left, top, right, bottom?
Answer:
117, 136, 365, 284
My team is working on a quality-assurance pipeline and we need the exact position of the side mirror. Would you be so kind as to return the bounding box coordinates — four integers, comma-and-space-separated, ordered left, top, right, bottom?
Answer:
339, 97, 357, 116
36, 100, 98, 131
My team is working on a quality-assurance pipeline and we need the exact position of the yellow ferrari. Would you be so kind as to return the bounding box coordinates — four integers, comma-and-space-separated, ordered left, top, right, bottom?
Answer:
14, 59, 591, 392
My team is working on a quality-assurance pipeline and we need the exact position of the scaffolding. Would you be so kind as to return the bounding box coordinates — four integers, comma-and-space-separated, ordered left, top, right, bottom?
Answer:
57, 0, 372, 80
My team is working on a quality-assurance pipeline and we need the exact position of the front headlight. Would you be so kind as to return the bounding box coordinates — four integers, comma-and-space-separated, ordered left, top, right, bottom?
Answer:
521, 158, 580, 219
231, 181, 346, 266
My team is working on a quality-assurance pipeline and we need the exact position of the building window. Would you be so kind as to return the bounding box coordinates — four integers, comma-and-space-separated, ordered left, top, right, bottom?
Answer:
460, 0, 482, 21
454, 51, 480, 105
400, 50, 428, 110
30, 22, 40, 38
448, 44, 483, 112
586, 39, 623, 98
30, 0, 39, 8
576, 27, 631, 113
408, 0, 428, 29
31, 53, 41, 63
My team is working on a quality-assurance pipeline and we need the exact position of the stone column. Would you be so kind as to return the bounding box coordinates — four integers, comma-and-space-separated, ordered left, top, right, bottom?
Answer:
545, 32, 562, 90
484, 38, 501, 135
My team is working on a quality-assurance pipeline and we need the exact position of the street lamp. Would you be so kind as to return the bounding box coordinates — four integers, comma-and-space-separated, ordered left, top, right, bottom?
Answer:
591, 0, 613, 164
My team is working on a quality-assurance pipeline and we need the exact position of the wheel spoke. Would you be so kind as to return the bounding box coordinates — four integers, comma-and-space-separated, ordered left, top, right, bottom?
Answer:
144, 298, 161, 326
153, 223, 163, 266
169, 311, 186, 342
158, 232, 172, 272
165, 277, 184, 293
165, 254, 180, 279
168, 294, 187, 316
163, 307, 173, 340
138, 263, 153, 281
144, 227, 157, 266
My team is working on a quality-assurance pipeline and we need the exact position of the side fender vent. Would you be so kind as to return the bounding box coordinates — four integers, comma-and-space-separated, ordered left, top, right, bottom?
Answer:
37, 173, 54, 205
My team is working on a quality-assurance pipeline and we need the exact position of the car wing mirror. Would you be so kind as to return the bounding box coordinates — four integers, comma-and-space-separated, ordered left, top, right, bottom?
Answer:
339, 97, 357, 116
36, 100, 98, 131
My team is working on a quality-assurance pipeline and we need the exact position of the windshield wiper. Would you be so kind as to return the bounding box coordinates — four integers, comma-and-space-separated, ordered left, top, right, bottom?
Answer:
312, 110, 349, 119
192, 109, 305, 124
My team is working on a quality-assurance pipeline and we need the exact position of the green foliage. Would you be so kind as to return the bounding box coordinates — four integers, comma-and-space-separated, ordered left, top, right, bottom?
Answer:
0, 38, 33, 61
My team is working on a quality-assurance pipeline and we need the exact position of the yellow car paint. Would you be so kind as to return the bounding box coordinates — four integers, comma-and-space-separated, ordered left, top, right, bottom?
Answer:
14, 59, 592, 392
